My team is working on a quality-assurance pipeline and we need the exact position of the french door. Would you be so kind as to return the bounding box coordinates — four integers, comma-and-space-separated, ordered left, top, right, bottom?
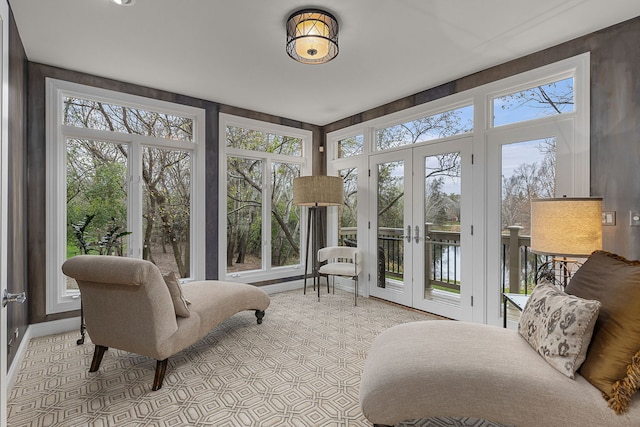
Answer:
369, 137, 473, 320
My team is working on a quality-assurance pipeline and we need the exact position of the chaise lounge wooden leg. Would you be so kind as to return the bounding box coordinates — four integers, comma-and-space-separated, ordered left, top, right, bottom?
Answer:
255, 310, 266, 324
152, 359, 168, 391
89, 345, 108, 372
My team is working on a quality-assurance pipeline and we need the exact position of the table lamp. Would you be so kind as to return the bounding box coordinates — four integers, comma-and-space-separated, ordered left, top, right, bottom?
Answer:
530, 197, 602, 287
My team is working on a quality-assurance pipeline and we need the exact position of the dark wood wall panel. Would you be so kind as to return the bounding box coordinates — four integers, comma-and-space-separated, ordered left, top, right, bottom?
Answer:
590, 20, 640, 258
323, 16, 640, 260
7, 7, 28, 366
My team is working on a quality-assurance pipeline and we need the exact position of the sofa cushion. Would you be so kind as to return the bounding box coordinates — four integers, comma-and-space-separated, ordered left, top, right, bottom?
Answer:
163, 271, 191, 318
518, 281, 600, 378
565, 250, 640, 413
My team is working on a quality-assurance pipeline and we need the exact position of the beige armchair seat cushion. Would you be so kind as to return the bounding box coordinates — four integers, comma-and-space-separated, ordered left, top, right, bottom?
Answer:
360, 321, 640, 427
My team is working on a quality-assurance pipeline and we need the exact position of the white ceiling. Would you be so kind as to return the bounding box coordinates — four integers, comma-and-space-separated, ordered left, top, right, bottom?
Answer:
10, 0, 640, 126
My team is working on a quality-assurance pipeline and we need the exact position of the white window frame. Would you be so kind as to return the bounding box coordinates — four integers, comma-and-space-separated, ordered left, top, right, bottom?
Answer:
46, 79, 206, 314
219, 113, 312, 283
327, 53, 590, 324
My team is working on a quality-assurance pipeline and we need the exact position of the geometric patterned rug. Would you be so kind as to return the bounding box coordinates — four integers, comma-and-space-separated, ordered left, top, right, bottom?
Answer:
8, 289, 509, 426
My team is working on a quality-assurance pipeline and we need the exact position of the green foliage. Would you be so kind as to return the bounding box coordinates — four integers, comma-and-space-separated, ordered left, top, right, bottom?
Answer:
70, 214, 96, 255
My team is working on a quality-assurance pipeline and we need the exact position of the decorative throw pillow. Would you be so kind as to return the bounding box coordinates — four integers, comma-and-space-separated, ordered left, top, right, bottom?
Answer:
162, 271, 191, 318
518, 281, 600, 379
565, 251, 640, 414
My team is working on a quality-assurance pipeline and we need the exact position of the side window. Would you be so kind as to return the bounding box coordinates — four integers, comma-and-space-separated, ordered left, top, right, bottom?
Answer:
221, 115, 310, 282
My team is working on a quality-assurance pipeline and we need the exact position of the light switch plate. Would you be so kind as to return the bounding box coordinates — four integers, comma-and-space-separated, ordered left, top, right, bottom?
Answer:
631, 211, 640, 226
602, 211, 616, 226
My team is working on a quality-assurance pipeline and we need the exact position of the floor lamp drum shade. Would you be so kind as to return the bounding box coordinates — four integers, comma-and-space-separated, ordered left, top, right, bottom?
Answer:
293, 176, 343, 206
530, 197, 603, 257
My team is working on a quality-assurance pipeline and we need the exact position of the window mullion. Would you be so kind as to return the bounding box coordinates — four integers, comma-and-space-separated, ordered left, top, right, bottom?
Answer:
129, 141, 143, 259
263, 156, 272, 273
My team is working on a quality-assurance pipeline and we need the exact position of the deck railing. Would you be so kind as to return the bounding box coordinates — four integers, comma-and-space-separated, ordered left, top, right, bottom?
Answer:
339, 225, 542, 294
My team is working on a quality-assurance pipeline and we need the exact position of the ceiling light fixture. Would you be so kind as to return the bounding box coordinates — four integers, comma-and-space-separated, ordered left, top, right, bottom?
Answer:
111, 0, 135, 6
286, 9, 339, 65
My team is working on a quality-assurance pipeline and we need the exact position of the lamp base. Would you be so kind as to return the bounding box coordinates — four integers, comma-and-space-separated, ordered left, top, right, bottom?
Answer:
535, 257, 582, 289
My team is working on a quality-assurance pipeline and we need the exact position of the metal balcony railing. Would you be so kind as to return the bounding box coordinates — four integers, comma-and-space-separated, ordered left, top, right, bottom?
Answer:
339, 225, 544, 294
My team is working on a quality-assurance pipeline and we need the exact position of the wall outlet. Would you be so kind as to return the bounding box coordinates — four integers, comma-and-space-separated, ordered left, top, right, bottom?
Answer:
602, 211, 616, 226
631, 211, 640, 226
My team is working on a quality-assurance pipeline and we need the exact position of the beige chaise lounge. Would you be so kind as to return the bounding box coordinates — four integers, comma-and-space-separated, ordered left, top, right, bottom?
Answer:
360, 321, 640, 426
361, 251, 640, 426
62, 255, 270, 391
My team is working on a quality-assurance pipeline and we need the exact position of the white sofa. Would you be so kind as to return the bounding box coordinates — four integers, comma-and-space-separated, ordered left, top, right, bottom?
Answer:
359, 320, 640, 427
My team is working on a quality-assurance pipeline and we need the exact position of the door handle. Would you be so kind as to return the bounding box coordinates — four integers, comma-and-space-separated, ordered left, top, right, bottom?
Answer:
414, 225, 420, 243
2, 289, 26, 307
405, 225, 411, 243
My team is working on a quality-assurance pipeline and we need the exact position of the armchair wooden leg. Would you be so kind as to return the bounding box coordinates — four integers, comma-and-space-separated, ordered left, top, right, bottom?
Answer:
152, 359, 168, 391
89, 345, 108, 372
255, 310, 266, 324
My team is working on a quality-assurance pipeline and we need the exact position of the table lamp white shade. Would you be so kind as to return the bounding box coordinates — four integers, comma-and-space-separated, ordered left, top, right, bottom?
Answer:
530, 197, 603, 257
293, 176, 343, 206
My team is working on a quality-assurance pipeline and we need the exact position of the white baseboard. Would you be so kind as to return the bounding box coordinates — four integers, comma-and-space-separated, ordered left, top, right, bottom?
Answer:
261, 279, 303, 294
6, 325, 32, 392
29, 316, 81, 338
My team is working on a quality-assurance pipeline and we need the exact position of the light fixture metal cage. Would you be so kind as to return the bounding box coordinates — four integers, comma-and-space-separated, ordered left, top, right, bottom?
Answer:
286, 8, 339, 65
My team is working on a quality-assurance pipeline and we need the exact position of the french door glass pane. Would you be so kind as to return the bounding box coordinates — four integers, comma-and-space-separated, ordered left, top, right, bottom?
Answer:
424, 152, 462, 298
142, 147, 192, 278
339, 168, 357, 245
66, 138, 129, 291
227, 157, 263, 273
377, 161, 405, 286
270, 162, 300, 268
501, 138, 556, 303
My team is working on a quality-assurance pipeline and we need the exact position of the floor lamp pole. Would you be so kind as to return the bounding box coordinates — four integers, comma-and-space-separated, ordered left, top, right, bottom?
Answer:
303, 207, 313, 294
303, 204, 324, 301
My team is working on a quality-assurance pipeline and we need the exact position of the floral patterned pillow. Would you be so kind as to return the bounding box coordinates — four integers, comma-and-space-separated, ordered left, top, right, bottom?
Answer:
518, 282, 601, 378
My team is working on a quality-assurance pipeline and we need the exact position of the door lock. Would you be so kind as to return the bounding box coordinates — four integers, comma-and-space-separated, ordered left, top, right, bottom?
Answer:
2, 289, 26, 307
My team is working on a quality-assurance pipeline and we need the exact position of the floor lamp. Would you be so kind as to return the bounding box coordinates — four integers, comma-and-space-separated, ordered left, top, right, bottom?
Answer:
293, 176, 343, 301
530, 197, 602, 289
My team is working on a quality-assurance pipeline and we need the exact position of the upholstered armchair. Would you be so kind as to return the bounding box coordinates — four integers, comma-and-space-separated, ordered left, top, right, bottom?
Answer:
62, 255, 270, 390
318, 246, 363, 305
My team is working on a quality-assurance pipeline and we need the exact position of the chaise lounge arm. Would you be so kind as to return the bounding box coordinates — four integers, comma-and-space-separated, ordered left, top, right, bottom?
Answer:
360, 321, 640, 427
62, 255, 270, 390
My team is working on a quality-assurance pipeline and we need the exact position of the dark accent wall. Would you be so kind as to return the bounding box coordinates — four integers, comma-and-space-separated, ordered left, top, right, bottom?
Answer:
323, 16, 640, 260
7, 7, 28, 366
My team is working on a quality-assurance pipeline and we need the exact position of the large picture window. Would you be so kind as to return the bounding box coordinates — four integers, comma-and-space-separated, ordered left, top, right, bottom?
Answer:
220, 115, 311, 282
47, 79, 205, 314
